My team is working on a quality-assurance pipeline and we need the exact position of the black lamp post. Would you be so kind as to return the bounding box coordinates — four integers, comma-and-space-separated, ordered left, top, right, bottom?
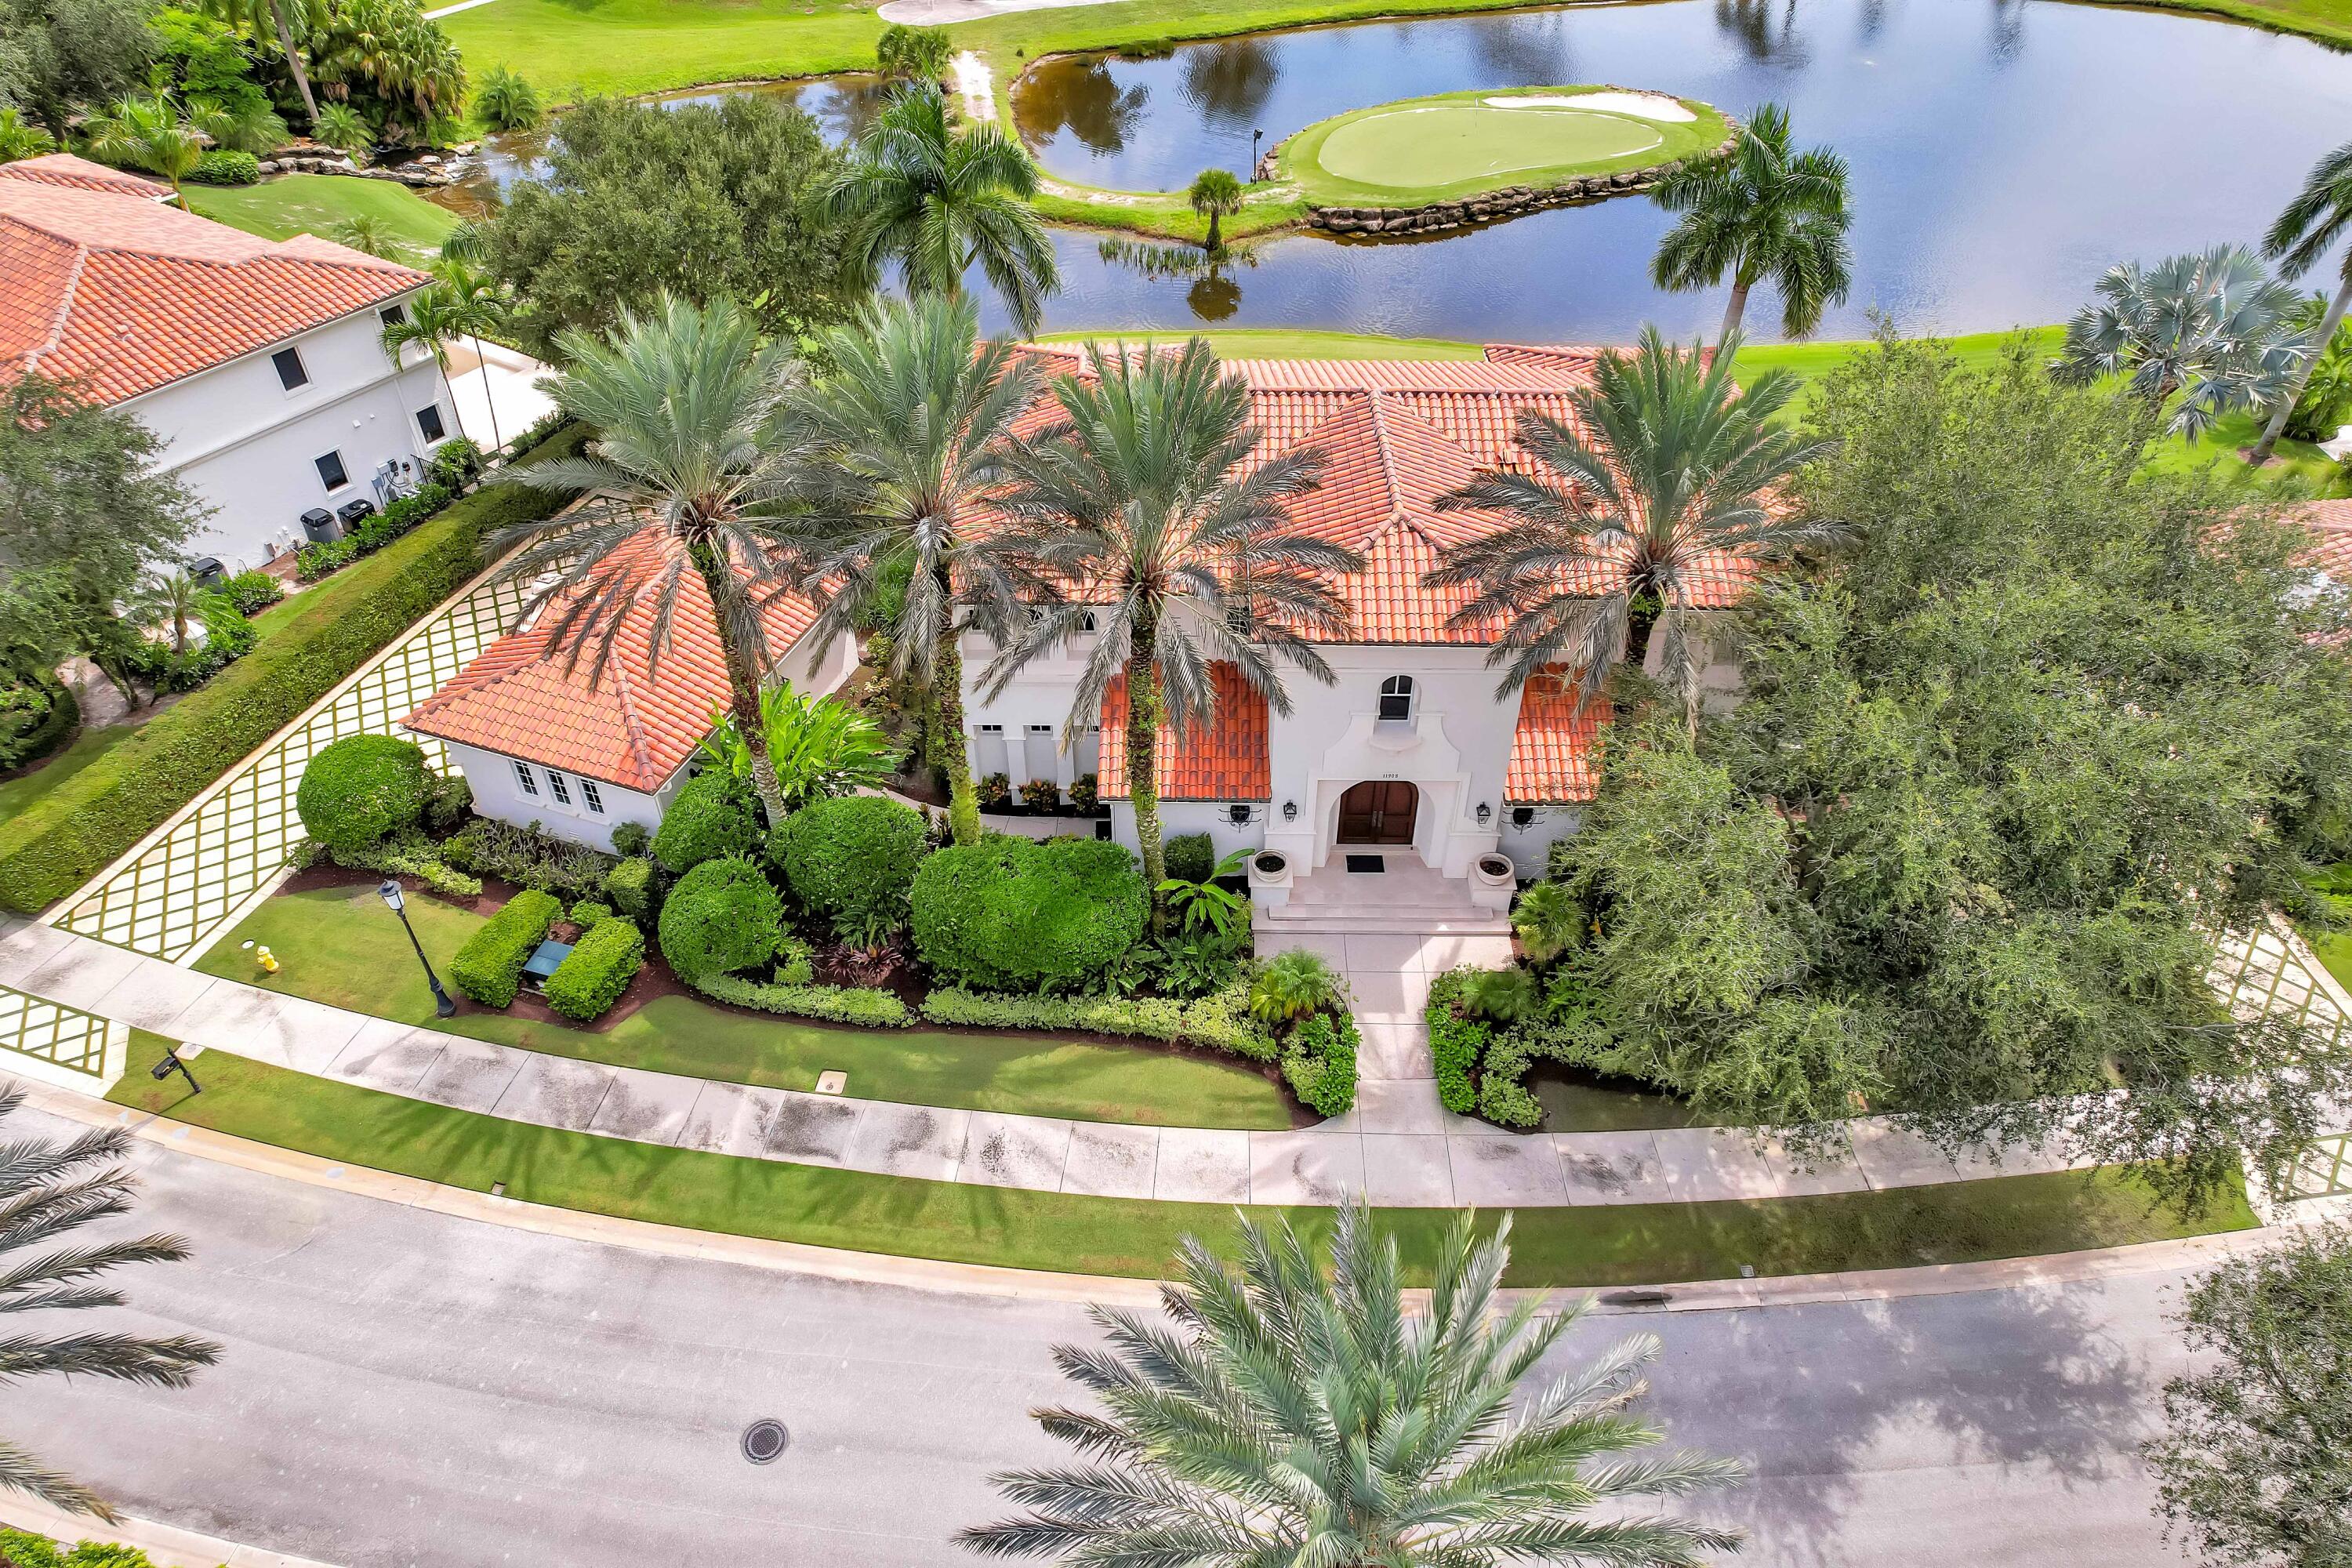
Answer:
379, 877, 456, 1017
150, 1047, 201, 1095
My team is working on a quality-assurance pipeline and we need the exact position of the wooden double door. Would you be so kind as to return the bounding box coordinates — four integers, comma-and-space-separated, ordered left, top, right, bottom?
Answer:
1338, 780, 1418, 845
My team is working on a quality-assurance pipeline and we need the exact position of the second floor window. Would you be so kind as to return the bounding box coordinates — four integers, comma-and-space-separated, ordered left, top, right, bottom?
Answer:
1377, 675, 1415, 723
272, 347, 309, 391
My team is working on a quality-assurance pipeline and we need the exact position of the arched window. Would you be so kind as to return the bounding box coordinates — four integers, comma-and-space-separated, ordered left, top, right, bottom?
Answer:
1377, 674, 1415, 723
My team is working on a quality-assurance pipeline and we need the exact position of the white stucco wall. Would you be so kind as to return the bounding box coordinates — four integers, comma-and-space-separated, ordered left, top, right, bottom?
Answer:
957, 626, 1105, 789
123, 296, 452, 573
1105, 799, 1266, 862
437, 739, 677, 854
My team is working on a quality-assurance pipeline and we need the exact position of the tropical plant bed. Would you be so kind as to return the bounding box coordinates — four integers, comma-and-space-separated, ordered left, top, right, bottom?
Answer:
196, 878, 1304, 1128
108, 1039, 2256, 1284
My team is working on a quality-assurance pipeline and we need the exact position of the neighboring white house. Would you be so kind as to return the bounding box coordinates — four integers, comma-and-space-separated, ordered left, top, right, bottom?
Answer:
0, 154, 454, 575
402, 531, 855, 852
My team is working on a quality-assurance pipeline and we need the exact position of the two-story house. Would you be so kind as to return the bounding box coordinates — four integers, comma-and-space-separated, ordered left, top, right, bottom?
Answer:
0, 154, 454, 575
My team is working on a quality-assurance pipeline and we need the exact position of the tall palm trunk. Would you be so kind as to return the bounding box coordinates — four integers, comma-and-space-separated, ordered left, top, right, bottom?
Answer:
931, 570, 980, 844
2254, 267, 2352, 464
1203, 210, 1223, 252
267, 0, 321, 123
1718, 275, 1754, 346
688, 542, 789, 826
470, 332, 504, 452
1126, 604, 1167, 933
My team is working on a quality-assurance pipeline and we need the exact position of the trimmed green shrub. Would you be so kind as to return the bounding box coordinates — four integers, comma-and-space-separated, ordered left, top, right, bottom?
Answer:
1427, 967, 1488, 1114
656, 855, 782, 982
448, 888, 561, 1007
543, 916, 644, 1022
920, 980, 1278, 1059
220, 569, 284, 616
909, 836, 1145, 991
690, 971, 910, 1027
568, 899, 614, 927
0, 423, 591, 913
775, 931, 815, 985
1164, 831, 1215, 886
0, 1526, 158, 1566
609, 820, 651, 858
603, 855, 657, 920
295, 735, 431, 855
769, 794, 925, 940
1283, 1012, 1359, 1118
187, 148, 259, 184
652, 768, 758, 874
0, 673, 77, 771
423, 772, 471, 835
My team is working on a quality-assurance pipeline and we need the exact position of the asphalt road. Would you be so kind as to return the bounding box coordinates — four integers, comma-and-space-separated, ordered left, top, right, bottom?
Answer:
19, 1101, 2200, 1567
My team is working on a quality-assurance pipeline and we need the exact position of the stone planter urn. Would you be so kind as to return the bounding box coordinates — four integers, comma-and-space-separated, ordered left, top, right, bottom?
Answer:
1470, 851, 1516, 913
1248, 849, 1294, 910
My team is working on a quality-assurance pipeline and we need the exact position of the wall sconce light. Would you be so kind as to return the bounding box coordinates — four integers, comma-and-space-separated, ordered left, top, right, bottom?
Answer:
1281, 800, 1298, 822
1475, 801, 1493, 826
1229, 802, 1253, 826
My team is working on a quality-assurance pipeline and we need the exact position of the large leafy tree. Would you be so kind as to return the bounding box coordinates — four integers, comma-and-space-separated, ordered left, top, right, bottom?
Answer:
490, 294, 814, 826
482, 95, 859, 357
303, 0, 462, 143
1424, 327, 1832, 733
1649, 100, 1853, 342
2254, 139, 2352, 463
197, 0, 321, 122
2053, 244, 2307, 441
1541, 336, 2352, 1203
826, 85, 1060, 337
0, 1084, 220, 1519
0, 0, 156, 141
960, 1203, 1741, 1566
979, 339, 1357, 908
779, 293, 1040, 845
0, 374, 205, 688
2146, 1225, 2352, 1568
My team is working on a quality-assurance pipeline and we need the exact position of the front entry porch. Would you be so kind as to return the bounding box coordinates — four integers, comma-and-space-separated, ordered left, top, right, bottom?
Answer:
1253, 851, 1511, 937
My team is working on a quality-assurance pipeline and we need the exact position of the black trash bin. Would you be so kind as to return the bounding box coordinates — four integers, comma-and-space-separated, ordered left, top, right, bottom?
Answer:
300, 507, 339, 544
187, 556, 224, 588
336, 498, 377, 531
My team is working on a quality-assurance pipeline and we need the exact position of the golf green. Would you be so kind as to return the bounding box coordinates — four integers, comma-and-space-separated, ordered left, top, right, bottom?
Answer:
1316, 103, 1661, 190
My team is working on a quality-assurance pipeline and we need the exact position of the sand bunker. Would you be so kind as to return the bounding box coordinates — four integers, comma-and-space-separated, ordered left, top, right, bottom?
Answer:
1486, 90, 1697, 122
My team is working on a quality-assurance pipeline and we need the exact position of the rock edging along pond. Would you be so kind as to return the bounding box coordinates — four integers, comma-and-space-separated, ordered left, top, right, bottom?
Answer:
1305, 142, 1728, 236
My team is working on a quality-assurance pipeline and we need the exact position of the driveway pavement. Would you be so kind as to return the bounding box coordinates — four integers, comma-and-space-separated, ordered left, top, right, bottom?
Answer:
16, 1096, 2202, 1568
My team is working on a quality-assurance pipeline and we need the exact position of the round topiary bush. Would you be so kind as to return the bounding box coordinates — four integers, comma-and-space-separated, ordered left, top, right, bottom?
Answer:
296, 735, 432, 855
769, 794, 926, 942
652, 767, 758, 874
910, 836, 1145, 991
657, 855, 784, 982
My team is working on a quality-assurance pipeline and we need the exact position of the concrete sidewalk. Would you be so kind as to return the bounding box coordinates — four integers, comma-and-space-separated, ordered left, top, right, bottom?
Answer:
0, 918, 2091, 1207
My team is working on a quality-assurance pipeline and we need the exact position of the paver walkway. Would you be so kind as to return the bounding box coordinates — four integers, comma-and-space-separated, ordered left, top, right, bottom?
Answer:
0, 918, 2092, 1207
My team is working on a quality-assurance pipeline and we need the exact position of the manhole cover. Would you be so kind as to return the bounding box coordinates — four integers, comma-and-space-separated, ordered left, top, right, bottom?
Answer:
741, 1418, 789, 1465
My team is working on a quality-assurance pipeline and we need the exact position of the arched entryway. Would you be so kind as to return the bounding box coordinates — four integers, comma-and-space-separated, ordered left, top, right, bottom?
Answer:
1337, 780, 1418, 845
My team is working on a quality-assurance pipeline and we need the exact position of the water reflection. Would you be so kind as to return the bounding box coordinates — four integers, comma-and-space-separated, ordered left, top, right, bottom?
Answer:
1016, 59, 1149, 158
1181, 39, 1282, 131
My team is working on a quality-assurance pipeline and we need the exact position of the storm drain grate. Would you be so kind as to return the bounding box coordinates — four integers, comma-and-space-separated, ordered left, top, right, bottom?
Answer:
741, 1419, 790, 1465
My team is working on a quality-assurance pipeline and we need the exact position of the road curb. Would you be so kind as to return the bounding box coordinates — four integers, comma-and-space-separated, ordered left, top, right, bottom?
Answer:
13, 1071, 2287, 1311
4, 1494, 341, 1568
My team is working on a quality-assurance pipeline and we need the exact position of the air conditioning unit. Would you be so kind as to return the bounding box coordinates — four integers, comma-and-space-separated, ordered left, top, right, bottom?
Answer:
300, 507, 339, 543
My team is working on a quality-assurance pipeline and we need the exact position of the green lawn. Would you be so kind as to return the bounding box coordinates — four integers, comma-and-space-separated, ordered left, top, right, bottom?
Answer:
108, 1038, 2253, 1283
187, 175, 459, 263
196, 884, 1296, 1129
0, 723, 137, 825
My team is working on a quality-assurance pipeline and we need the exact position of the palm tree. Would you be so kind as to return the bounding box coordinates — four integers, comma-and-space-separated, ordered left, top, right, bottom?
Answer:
695, 680, 900, 809
201, 0, 323, 125
826, 85, 1061, 337
1424, 328, 1832, 735
2053, 244, 2306, 442
777, 293, 1040, 845
0, 1083, 220, 1519
138, 571, 205, 655
310, 102, 371, 155
332, 212, 401, 260
83, 95, 205, 207
489, 293, 812, 825
1187, 166, 1244, 252
960, 1203, 1742, 1566
381, 261, 511, 451
1650, 100, 1853, 343
2255, 140, 2352, 465
980, 338, 1359, 908
0, 109, 56, 165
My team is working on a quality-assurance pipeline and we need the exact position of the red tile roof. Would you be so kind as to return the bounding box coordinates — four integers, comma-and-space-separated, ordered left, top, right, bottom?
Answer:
0, 154, 426, 405
1097, 662, 1272, 801
1505, 670, 1606, 804
2301, 499, 2352, 579
402, 528, 822, 793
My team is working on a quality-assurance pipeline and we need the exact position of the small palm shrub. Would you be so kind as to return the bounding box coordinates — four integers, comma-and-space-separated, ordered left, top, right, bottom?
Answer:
1512, 880, 1580, 963
1247, 947, 1344, 1024
312, 103, 371, 153
658, 855, 783, 982
768, 793, 926, 943
652, 768, 758, 874
296, 735, 431, 856
1460, 965, 1542, 1024
472, 66, 543, 132
874, 20, 952, 80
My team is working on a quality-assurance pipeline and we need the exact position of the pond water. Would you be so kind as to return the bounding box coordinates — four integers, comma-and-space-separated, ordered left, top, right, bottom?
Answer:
1530, 1062, 1725, 1132
997, 0, 2352, 340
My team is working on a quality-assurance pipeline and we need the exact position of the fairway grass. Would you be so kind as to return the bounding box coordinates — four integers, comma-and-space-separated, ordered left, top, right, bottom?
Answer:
1281, 87, 1726, 206
107, 1039, 2254, 1283
186, 175, 459, 263
196, 884, 1297, 1130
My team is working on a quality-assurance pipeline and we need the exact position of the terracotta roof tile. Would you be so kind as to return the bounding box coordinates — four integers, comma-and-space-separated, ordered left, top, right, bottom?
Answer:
0, 154, 172, 197
1505, 670, 1606, 804
403, 529, 821, 793
1097, 662, 1271, 801
0, 155, 426, 405
2301, 498, 2352, 579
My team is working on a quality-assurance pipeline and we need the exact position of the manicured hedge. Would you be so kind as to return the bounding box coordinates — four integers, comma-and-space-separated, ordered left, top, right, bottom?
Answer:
543, 916, 645, 1022
1427, 967, 1486, 1114
920, 981, 1277, 1060
603, 855, 657, 920
0, 423, 592, 914
656, 855, 782, 982
295, 734, 431, 855
690, 971, 911, 1028
768, 793, 924, 939
448, 889, 561, 1007
909, 836, 1146, 991
0, 672, 77, 772
188, 148, 260, 184
1164, 832, 1215, 885
652, 768, 758, 875
1282, 1012, 1359, 1118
